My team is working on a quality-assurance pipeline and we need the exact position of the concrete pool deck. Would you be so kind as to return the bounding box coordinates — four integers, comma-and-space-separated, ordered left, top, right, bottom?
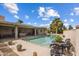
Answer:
8, 39, 50, 56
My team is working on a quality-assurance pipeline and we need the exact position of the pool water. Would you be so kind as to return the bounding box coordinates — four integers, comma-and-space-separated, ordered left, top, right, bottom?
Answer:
28, 36, 55, 47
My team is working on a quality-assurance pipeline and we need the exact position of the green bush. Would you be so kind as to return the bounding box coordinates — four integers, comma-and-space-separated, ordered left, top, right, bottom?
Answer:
55, 35, 63, 42
17, 44, 22, 51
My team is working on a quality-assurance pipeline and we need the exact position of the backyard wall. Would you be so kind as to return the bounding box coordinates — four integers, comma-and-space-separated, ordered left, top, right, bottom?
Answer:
63, 29, 79, 56
75, 29, 79, 56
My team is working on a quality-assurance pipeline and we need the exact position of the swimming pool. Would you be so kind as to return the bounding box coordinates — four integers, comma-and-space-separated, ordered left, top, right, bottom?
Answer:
27, 36, 55, 47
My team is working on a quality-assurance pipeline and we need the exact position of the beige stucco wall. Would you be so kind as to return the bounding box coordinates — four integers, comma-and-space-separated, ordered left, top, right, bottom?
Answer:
63, 29, 79, 56
63, 29, 76, 47
38, 29, 45, 35
75, 29, 79, 56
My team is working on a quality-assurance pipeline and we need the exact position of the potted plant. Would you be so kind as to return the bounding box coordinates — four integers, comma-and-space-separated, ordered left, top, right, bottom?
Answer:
17, 44, 22, 51
8, 40, 14, 45
33, 51, 37, 56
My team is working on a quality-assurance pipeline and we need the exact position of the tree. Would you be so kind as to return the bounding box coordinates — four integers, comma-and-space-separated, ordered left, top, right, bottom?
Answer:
17, 19, 23, 24
68, 25, 73, 30
50, 18, 63, 34
63, 25, 67, 30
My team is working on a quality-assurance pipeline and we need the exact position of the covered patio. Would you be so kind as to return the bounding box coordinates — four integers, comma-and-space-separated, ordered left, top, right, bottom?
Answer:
0, 21, 47, 39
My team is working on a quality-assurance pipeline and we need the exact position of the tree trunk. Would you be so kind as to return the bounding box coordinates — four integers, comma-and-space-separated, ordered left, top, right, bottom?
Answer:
56, 27, 58, 34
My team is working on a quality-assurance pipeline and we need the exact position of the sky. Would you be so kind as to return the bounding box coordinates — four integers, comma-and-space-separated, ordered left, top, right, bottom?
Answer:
0, 3, 79, 28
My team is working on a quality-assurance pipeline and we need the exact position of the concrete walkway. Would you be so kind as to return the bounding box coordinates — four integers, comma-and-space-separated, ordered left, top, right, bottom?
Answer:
0, 43, 18, 56
8, 40, 50, 56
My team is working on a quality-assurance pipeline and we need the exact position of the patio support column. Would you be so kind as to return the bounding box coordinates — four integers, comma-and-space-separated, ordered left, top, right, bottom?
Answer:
15, 26, 18, 39
34, 29, 37, 36
41, 29, 43, 34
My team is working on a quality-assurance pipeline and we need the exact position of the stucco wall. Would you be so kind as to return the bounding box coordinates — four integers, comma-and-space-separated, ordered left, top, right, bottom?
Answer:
63, 29, 79, 56
38, 29, 45, 35
75, 29, 79, 55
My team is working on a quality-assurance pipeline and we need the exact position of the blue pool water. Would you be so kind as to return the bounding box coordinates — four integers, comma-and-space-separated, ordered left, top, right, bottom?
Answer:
28, 36, 55, 46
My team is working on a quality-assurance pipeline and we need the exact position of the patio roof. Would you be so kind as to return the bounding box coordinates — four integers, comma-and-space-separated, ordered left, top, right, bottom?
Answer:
0, 21, 47, 29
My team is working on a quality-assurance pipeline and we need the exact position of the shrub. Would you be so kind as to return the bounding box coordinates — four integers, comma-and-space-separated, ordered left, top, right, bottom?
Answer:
8, 40, 14, 45
55, 35, 63, 42
17, 44, 22, 51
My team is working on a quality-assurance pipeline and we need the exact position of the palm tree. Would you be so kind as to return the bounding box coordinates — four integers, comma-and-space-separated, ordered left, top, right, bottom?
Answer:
63, 25, 67, 30
50, 18, 63, 34
68, 25, 73, 30
17, 19, 23, 24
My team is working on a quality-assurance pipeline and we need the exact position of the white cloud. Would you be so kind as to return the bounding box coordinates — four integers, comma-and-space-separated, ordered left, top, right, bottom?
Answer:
64, 19, 74, 23
39, 24, 50, 28
46, 7, 52, 9
47, 9, 60, 17
27, 22, 31, 25
38, 7, 60, 19
42, 17, 49, 20
38, 7, 45, 17
27, 22, 37, 26
4, 3, 19, 14
39, 7, 45, 13
49, 21, 52, 24
32, 10, 35, 13
70, 7, 79, 16
64, 19, 67, 23
45, 24, 50, 27
39, 24, 44, 27
25, 15, 29, 19
64, 23, 69, 28
34, 22, 37, 25
73, 7, 79, 15
70, 19, 74, 22
70, 13, 74, 16
4, 3, 20, 20
14, 15, 19, 19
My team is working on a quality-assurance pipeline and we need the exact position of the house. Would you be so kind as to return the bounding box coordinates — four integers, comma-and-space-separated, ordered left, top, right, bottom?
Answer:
0, 15, 47, 39
76, 25, 79, 29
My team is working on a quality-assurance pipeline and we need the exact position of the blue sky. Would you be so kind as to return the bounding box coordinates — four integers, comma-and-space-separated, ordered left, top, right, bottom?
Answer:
0, 3, 79, 28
